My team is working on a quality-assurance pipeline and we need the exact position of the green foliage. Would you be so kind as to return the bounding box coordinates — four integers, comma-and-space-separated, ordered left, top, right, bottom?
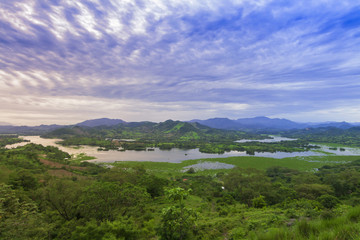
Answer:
0, 143, 71, 170
346, 206, 360, 222
100, 165, 169, 197
223, 168, 272, 206
3, 139, 360, 239
71, 218, 140, 240
80, 182, 150, 221
252, 195, 267, 208
295, 183, 333, 200
0, 135, 24, 147
44, 145, 71, 162
282, 198, 322, 218
0, 183, 50, 240
159, 187, 198, 240
266, 166, 300, 182
44, 120, 260, 144
296, 219, 319, 238
175, 175, 223, 200
8, 169, 38, 191
318, 162, 360, 197
318, 194, 340, 209
283, 126, 360, 147
42, 179, 84, 220
0, 144, 41, 169
165, 187, 191, 202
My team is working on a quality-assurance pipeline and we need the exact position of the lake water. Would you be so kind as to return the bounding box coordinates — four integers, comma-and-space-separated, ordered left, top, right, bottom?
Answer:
4, 136, 359, 163
316, 145, 360, 156
235, 135, 297, 143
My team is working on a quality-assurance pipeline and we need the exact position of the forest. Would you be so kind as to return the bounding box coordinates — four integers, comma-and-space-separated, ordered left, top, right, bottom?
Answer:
2, 133, 360, 239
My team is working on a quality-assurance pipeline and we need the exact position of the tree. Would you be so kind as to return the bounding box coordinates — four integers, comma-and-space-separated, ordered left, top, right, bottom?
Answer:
160, 187, 197, 240
318, 194, 340, 209
0, 184, 50, 239
223, 168, 272, 206
80, 182, 150, 221
295, 183, 333, 200
252, 195, 267, 208
43, 179, 83, 220
8, 169, 38, 191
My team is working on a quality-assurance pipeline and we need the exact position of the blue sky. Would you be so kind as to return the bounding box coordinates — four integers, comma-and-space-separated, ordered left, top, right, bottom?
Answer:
1, 0, 360, 125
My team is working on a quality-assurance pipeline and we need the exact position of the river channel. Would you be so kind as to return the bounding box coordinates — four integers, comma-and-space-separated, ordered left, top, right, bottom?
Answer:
5, 136, 359, 163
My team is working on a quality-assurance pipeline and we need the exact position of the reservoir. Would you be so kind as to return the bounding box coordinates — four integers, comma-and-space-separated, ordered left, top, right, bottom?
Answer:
235, 135, 297, 143
5, 136, 358, 163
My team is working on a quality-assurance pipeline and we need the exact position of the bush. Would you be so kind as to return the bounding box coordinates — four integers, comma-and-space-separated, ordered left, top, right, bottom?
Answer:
252, 195, 267, 208
318, 194, 340, 209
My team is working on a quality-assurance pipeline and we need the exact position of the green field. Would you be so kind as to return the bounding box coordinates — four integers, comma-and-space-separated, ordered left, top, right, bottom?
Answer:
110, 155, 360, 177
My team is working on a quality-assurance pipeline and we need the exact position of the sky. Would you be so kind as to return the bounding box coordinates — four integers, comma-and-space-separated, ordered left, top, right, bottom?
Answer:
1, 0, 360, 126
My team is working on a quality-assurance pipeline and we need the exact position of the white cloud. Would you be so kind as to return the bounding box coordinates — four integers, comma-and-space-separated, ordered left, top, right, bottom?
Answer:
1, 0, 360, 124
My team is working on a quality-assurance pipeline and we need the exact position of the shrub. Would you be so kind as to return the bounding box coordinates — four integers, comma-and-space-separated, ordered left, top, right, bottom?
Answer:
318, 194, 340, 209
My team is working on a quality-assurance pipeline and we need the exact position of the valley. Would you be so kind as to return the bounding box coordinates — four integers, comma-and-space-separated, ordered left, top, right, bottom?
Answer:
2, 118, 360, 239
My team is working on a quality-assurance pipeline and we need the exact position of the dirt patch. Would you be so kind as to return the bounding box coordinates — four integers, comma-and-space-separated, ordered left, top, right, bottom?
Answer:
39, 159, 87, 171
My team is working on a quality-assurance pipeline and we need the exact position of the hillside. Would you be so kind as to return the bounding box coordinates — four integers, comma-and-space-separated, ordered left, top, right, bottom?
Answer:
43, 119, 260, 142
0, 124, 64, 135
282, 126, 360, 146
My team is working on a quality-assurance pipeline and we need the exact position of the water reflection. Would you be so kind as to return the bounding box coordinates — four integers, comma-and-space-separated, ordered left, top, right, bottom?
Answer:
235, 135, 297, 143
316, 145, 360, 156
5, 136, 359, 163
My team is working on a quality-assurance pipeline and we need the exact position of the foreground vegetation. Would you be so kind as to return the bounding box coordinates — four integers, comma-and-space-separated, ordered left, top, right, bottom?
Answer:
2, 134, 360, 239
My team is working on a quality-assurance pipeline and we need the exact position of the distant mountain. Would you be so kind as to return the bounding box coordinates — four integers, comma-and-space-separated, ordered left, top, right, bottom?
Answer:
235, 116, 307, 130
190, 117, 306, 131
188, 118, 240, 130
0, 118, 126, 135
0, 124, 64, 134
76, 118, 126, 127
308, 121, 354, 129
1, 117, 358, 135
190, 117, 357, 131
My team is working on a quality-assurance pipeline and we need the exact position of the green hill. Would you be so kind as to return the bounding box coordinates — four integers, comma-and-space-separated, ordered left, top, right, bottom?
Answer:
43, 119, 259, 142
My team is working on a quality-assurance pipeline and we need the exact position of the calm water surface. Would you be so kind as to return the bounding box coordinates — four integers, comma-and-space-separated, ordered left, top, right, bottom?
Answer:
5, 136, 359, 163
235, 135, 297, 143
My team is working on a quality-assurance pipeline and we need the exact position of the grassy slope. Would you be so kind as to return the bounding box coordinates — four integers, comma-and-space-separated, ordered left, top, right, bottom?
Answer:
110, 155, 360, 177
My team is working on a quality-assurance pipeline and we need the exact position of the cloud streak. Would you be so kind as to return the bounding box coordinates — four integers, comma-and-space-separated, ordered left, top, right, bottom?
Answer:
0, 0, 360, 124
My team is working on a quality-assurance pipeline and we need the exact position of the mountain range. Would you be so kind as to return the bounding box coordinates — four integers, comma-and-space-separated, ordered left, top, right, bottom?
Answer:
0, 117, 358, 134
189, 116, 357, 131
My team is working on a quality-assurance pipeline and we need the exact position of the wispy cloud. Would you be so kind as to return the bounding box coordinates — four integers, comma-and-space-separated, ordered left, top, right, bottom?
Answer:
0, 0, 360, 124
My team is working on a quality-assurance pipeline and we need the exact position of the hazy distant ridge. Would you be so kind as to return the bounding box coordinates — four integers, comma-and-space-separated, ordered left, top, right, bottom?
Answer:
0, 117, 358, 134
190, 116, 358, 131
76, 118, 126, 127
